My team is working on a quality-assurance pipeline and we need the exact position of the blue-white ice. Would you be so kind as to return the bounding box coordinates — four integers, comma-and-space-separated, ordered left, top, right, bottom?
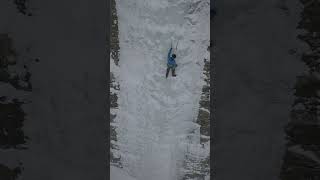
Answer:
111, 0, 210, 179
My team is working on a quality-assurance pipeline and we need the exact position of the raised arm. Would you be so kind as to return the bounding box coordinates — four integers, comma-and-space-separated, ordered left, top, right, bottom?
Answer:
167, 47, 172, 60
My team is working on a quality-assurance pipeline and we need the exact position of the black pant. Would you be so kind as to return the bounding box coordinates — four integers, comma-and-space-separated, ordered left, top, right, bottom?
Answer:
166, 67, 176, 78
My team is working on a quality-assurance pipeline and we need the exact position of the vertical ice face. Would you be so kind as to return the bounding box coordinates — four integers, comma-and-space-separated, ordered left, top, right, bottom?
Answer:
111, 0, 210, 179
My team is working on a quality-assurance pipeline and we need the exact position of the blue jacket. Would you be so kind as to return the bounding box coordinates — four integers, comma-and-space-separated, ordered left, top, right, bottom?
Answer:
167, 48, 176, 66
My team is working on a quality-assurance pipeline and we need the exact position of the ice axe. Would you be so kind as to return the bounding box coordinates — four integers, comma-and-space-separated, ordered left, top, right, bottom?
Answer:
175, 40, 179, 52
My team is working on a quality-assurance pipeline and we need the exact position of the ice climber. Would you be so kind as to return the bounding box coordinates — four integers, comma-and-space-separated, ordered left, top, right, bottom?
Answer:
166, 45, 178, 78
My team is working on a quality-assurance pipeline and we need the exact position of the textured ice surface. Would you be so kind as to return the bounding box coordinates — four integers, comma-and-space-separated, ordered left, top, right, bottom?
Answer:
111, 0, 210, 179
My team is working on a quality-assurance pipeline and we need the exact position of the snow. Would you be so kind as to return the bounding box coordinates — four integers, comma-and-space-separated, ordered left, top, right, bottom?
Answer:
111, 0, 209, 179
111, 166, 137, 180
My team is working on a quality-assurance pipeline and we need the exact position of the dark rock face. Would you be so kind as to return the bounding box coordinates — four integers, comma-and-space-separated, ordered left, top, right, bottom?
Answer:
0, 164, 21, 180
110, 0, 122, 168
197, 59, 210, 142
110, 0, 120, 66
0, 30, 32, 178
0, 35, 30, 150
0, 98, 28, 149
13, 0, 32, 16
0, 34, 32, 91
280, 1, 320, 179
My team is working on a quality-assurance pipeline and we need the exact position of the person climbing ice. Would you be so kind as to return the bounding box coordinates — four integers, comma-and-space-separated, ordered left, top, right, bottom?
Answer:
166, 42, 178, 78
